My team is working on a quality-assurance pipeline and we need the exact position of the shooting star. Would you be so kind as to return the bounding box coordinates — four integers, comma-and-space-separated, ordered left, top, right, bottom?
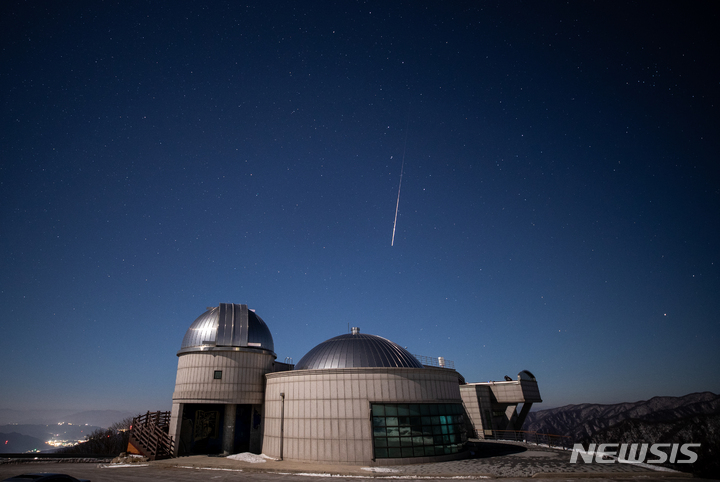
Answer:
391, 124, 409, 247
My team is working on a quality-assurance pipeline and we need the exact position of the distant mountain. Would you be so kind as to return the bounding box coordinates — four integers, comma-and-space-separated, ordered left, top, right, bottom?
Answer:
585, 413, 720, 478
0, 409, 76, 425
0, 423, 103, 442
522, 392, 720, 478
0, 432, 52, 453
0, 409, 136, 428
62, 410, 137, 428
523, 392, 720, 441
0, 425, 55, 442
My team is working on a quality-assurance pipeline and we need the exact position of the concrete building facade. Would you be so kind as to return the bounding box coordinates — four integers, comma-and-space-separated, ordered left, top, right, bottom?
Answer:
168, 304, 291, 456
262, 366, 466, 464
460, 370, 542, 438
168, 304, 541, 465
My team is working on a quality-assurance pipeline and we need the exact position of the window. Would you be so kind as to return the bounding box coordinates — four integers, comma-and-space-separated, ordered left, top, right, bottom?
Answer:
371, 403, 467, 458
213, 370, 222, 380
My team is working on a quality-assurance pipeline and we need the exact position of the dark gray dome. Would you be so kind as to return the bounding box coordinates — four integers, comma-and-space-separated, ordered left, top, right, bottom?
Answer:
179, 303, 274, 354
295, 330, 423, 370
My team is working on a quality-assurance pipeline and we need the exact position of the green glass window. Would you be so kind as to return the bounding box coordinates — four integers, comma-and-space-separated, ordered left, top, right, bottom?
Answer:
371, 403, 467, 458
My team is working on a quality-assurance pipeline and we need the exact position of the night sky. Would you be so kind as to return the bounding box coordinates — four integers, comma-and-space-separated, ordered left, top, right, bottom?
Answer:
1, 1, 718, 413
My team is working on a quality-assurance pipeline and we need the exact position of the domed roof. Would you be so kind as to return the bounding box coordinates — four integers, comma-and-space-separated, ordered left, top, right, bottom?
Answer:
179, 303, 274, 355
294, 328, 423, 370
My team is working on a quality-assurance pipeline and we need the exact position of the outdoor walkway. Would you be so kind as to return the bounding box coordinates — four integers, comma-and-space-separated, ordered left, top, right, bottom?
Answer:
151, 440, 692, 479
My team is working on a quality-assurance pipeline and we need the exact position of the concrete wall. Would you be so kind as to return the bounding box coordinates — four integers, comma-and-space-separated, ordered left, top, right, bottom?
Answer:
517, 380, 542, 402
481, 380, 542, 404
169, 348, 275, 453
460, 379, 542, 436
262, 367, 463, 465
459, 384, 493, 436
172, 349, 275, 404
168, 401, 184, 456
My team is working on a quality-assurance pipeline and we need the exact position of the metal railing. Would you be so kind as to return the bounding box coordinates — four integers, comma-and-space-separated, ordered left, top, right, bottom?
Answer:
481, 429, 574, 450
413, 354, 455, 369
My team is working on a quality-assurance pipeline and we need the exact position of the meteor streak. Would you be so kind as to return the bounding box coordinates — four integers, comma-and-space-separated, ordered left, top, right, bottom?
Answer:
391, 124, 409, 247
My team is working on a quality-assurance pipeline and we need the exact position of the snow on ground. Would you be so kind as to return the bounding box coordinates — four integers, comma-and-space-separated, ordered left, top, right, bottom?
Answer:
361, 467, 399, 473
227, 452, 267, 463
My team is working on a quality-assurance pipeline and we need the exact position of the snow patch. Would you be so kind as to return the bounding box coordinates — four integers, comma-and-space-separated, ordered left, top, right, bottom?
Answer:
227, 452, 267, 463
361, 467, 400, 473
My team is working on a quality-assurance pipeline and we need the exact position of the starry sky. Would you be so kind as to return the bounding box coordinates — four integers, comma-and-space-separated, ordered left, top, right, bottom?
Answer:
1, 1, 718, 413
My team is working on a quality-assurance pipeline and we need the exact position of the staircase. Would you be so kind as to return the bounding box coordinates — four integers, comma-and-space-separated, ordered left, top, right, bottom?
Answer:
127, 411, 175, 460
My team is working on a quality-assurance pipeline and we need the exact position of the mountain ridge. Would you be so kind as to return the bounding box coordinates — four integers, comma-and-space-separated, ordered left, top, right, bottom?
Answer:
522, 391, 720, 478
523, 391, 720, 441
0, 409, 137, 428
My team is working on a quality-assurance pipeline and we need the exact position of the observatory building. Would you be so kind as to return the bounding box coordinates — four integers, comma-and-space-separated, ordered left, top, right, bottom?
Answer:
167, 303, 541, 465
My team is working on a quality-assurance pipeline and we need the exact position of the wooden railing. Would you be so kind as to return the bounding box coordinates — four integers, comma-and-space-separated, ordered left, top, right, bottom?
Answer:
133, 410, 172, 428
128, 411, 175, 460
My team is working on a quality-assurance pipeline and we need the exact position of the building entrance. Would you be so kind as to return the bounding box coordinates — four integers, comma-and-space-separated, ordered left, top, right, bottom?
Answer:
178, 403, 252, 455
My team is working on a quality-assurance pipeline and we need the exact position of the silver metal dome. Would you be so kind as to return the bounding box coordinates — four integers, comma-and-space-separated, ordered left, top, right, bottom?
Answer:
294, 329, 423, 370
179, 303, 275, 355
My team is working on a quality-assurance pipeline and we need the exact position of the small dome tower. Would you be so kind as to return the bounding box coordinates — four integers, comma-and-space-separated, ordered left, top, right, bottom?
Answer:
169, 303, 276, 457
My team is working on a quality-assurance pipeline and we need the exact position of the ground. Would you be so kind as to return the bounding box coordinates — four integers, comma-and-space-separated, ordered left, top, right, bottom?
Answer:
1, 441, 708, 482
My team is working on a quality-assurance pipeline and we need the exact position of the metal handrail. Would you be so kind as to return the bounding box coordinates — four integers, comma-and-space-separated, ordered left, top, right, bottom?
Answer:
413, 354, 455, 369
482, 429, 574, 450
